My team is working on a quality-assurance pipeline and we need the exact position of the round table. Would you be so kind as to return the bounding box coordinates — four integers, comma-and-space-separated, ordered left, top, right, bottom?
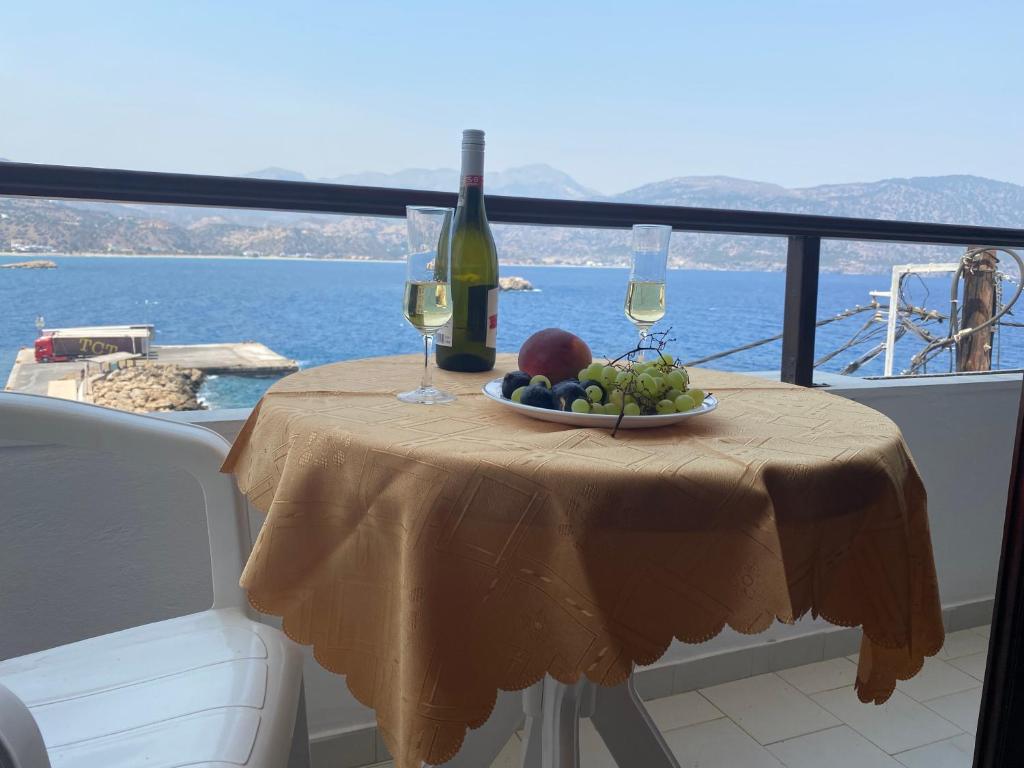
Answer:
222, 354, 943, 768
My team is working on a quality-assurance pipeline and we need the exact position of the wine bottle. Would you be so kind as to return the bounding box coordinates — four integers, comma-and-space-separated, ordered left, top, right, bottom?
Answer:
436, 129, 499, 372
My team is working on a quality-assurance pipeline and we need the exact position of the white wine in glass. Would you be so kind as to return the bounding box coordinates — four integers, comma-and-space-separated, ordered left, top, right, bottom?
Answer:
398, 206, 456, 404
624, 224, 672, 359
625, 280, 666, 326
404, 280, 451, 334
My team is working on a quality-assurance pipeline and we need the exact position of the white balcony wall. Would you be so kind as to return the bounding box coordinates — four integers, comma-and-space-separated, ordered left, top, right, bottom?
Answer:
0, 372, 1018, 744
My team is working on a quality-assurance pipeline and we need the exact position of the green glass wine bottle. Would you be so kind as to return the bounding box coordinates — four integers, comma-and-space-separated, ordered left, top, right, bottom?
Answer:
436, 129, 499, 372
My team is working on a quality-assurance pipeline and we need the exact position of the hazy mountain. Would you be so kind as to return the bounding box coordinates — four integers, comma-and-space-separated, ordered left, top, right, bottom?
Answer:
324, 163, 601, 200
2, 165, 1022, 273
243, 167, 308, 182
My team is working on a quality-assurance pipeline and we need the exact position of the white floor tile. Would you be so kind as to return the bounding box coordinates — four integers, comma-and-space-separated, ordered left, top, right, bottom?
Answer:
491, 734, 522, 768
812, 687, 961, 754
937, 629, 989, 661
579, 719, 618, 768
701, 672, 839, 745
767, 725, 903, 768
924, 687, 982, 734
971, 624, 990, 639
895, 733, 975, 768
948, 651, 987, 681
896, 657, 980, 702
662, 717, 783, 767
642, 691, 723, 732
778, 657, 859, 695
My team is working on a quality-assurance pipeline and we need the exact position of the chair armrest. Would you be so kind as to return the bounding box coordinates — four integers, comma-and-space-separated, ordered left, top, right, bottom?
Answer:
0, 683, 50, 768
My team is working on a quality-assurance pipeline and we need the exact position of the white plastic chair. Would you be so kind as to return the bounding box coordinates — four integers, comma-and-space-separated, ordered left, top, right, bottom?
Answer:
0, 392, 309, 768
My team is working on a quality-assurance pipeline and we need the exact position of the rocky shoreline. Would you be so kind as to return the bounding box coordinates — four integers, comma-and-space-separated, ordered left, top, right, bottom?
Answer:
0, 259, 57, 269
90, 365, 206, 413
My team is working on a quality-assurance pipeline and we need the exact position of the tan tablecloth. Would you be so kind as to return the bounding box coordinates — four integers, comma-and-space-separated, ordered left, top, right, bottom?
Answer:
223, 354, 943, 767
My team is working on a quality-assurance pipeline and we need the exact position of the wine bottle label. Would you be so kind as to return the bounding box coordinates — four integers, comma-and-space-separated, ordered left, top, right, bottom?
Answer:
463, 174, 483, 188
468, 282, 491, 342
486, 287, 498, 348
436, 316, 453, 347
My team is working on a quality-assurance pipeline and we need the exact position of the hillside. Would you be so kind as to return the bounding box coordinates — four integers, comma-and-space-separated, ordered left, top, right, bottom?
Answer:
1, 166, 1021, 273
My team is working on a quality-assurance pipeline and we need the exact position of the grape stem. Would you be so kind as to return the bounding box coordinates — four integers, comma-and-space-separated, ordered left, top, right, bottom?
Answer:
603, 327, 679, 438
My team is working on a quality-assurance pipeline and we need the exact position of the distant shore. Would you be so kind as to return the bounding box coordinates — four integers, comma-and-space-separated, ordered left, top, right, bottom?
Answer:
0, 252, 801, 272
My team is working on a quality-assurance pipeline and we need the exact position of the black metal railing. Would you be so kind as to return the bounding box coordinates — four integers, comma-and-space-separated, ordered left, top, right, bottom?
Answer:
4, 161, 1024, 386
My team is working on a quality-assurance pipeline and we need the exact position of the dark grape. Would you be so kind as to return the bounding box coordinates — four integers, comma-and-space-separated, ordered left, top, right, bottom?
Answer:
519, 384, 557, 409
501, 371, 532, 399
551, 381, 587, 411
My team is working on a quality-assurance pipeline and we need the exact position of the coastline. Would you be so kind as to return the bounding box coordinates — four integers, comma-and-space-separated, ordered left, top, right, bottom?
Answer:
0, 252, 890, 275
0, 252, 770, 272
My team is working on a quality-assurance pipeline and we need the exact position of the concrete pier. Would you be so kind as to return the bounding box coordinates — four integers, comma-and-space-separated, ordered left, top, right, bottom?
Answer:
5, 342, 298, 396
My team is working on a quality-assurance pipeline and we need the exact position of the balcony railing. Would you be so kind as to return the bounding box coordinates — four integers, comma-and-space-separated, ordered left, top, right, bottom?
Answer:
4, 161, 1024, 386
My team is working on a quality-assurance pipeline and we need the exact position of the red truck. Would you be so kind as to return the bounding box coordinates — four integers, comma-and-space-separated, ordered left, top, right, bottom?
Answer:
34, 325, 154, 363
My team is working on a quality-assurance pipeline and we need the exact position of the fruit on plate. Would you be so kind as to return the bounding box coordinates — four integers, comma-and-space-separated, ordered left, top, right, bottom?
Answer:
500, 330, 709, 425
518, 328, 593, 385
518, 384, 556, 409
501, 371, 532, 399
552, 381, 587, 411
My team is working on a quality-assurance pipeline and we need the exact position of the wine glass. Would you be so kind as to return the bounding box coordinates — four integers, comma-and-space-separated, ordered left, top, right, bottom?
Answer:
624, 224, 671, 360
398, 206, 456, 404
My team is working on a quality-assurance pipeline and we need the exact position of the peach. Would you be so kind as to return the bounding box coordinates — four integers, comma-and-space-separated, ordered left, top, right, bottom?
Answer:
518, 328, 593, 384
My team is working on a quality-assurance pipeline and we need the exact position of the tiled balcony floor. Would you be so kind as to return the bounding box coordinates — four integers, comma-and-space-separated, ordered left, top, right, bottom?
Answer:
369, 626, 988, 768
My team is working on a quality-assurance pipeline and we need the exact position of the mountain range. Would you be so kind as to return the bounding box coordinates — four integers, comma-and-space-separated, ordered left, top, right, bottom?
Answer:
2, 162, 1022, 272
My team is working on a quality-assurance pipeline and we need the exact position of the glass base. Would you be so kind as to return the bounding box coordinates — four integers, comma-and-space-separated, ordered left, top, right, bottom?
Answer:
397, 386, 456, 404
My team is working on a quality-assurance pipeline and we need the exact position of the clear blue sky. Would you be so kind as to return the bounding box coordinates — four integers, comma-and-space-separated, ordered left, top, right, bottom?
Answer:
3, 0, 1021, 194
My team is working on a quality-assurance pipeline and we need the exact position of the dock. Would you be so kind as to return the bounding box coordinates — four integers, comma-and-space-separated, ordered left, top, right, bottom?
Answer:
5, 342, 298, 397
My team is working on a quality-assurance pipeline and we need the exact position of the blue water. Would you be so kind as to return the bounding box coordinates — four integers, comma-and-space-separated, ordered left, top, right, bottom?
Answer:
3, 256, 1020, 408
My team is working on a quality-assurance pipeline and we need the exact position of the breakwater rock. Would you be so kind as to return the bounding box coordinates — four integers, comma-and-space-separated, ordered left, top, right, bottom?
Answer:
499, 276, 535, 291
1, 259, 58, 269
91, 365, 206, 413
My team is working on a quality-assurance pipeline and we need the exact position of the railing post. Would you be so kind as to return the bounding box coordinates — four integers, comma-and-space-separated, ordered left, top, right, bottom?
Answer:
780, 235, 821, 386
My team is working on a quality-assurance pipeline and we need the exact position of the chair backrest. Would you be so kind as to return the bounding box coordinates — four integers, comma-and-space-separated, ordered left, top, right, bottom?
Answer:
0, 683, 49, 768
0, 392, 250, 610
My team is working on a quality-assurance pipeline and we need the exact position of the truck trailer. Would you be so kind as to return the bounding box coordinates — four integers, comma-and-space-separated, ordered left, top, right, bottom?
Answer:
34, 325, 154, 363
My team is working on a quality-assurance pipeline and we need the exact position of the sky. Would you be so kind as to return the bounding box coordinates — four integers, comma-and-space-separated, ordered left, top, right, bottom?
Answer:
3, 0, 1022, 194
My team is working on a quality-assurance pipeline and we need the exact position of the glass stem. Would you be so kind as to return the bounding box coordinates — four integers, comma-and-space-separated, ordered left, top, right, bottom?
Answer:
637, 325, 650, 361
421, 334, 433, 390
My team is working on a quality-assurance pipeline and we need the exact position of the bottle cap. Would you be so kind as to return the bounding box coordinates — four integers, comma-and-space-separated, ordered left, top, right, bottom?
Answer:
462, 129, 485, 148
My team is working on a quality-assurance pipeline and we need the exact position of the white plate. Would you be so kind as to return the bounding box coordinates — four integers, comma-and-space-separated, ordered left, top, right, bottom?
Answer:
481, 379, 718, 429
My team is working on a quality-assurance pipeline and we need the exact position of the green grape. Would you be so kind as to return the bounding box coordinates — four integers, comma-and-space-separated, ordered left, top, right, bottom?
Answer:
674, 394, 696, 412
666, 370, 686, 391
585, 384, 604, 403
608, 389, 624, 406
688, 388, 706, 406
616, 369, 636, 387
511, 386, 528, 403
639, 373, 658, 396
578, 368, 591, 382
600, 366, 618, 389
657, 352, 675, 367
570, 398, 591, 414
584, 363, 605, 381
656, 399, 676, 415
529, 374, 551, 389
624, 394, 637, 405
623, 402, 641, 416
665, 387, 684, 402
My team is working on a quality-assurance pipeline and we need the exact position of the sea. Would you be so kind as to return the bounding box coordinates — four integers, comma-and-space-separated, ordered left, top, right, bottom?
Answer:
3, 255, 1022, 409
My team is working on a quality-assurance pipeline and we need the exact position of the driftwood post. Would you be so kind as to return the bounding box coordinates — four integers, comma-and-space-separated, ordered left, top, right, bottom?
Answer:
957, 247, 999, 372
